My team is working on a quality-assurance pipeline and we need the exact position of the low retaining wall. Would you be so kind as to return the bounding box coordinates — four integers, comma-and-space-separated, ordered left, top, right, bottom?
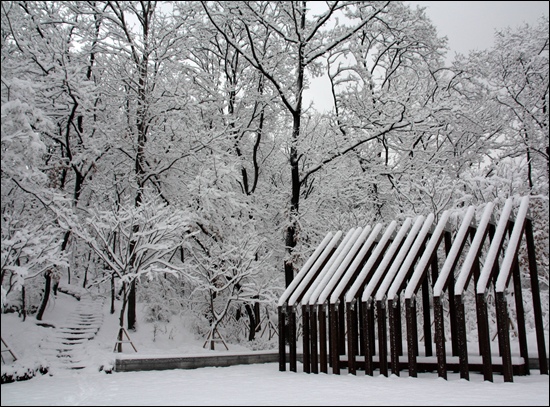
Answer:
115, 352, 303, 372
115, 353, 545, 373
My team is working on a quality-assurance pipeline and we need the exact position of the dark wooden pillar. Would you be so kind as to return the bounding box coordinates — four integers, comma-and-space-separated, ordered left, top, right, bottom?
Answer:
330, 303, 340, 374
302, 305, 311, 373
364, 301, 375, 376
511, 257, 529, 375
278, 306, 286, 371
406, 297, 418, 377
389, 299, 400, 376
288, 308, 297, 372
524, 218, 548, 375
310, 307, 319, 374
319, 305, 328, 373
346, 301, 358, 375
455, 295, 469, 380
495, 292, 513, 382
433, 296, 447, 379
475, 293, 493, 382
377, 300, 389, 377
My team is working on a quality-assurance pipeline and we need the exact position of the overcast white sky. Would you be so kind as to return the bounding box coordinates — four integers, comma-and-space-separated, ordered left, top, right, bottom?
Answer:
305, 1, 549, 112
407, 1, 549, 58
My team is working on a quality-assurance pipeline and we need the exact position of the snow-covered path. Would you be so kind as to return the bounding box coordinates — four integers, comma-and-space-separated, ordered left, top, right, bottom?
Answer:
38, 294, 104, 371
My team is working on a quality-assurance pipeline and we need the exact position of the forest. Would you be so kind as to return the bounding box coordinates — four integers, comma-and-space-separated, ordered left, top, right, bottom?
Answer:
1, 1, 548, 348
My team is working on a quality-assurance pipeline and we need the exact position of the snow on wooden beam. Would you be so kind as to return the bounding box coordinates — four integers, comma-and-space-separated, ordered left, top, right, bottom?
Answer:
285, 231, 342, 307
317, 226, 373, 306
301, 228, 359, 307
329, 224, 383, 305
302, 227, 363, 305
455, 203, 494, 295
495, 195, 530, 293
277, 196, 546, 382
387, 214, 434, 303
345, 221, 397, 304
474, 198, 514, 295
433, 206, 477, 298
405, 211, 450, 300
374, 216, 425, 303
278, 231, 335, 308
361, 219, 412, 305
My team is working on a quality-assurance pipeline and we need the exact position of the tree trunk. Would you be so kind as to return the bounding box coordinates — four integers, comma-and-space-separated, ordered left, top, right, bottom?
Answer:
127, 279, 137, 330
36, 272, 52, 321
110, 274, 116, 315
118, 282, 128, 353
245, 304, 256, 341
21, 285, 26, 322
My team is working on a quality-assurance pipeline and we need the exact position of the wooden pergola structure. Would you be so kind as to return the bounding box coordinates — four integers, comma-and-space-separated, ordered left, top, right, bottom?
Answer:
278, 196, 548, 382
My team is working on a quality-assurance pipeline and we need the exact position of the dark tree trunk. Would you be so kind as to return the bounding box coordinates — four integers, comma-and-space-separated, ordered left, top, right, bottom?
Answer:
127, 279, 137, 330
21, 285, 26, 321
36, 272, 52, 321
245, 304, 256, 341
110, 274, 116, 314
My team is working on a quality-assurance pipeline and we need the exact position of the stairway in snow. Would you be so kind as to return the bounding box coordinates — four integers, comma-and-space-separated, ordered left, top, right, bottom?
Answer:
40, 293, 104, 371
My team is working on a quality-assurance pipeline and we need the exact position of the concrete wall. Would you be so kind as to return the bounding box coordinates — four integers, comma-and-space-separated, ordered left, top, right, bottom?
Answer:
115, 352, 303, 372
115, 353, 546, 373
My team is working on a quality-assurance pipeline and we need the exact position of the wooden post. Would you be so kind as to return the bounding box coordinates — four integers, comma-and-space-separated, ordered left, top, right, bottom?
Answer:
310, 307, 319, 374
524, 218, 548, 375
433, 296, 447, 379
511, 257, 529, 375
319, 305, 328, 373
476, 292, 493, 382
406, 297, 418, 377
423, 256, 436, 357
346, 301, 358, 375
455, 295, 469, 380
363, 301, 375, 376
1, 337, 18, 364
330, 303, 340, 374
389, 298, 400, 376
338, 299, 346, 356
377, 300, 389, 377
358, 299, 366, 357
114, 326, 138, 353
495, 292, 513, 382
302, 305, 311, 373
395, 297, 403, 357
278, 306, 286, 371
289, 308, 297, 372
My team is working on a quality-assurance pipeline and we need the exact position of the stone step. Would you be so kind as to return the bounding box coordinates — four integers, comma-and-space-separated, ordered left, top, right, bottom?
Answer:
58, 328, 99, 333
40, 294, 105, 371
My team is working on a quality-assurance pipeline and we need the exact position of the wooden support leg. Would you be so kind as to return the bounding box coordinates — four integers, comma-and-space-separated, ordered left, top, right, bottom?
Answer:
377, 301, 389, 377
406, 298, 418, 378
422, 277, 433, 357
302, 305, 311, 374
389, 299, 400, 377
330, 303, 340, 375
525, 219, 548, 375
496, 292, 513, 382
364, 302, 374, 376
511, 259, 529, 375
476, 293, 493, 382
289, 308, 297, 372
319, 305, 328, 374
310, 308, 319, 374
278, 306, 286, 372
346, 302, 358, 375
338, 300, 346, 356
433, 296, 447, 380
455, 295, 469, 380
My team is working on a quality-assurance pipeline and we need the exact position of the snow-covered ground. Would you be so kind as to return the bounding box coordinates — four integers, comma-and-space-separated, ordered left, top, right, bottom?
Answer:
1, 292, 549, 406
